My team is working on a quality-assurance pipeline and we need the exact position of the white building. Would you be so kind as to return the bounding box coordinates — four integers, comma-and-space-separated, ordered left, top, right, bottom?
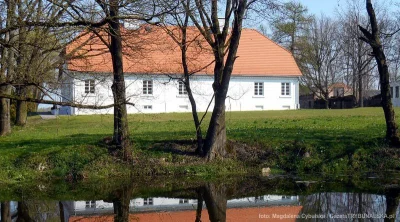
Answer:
390, 81, 400, 107
60, 27, 302, 115
72, 195, 299, 215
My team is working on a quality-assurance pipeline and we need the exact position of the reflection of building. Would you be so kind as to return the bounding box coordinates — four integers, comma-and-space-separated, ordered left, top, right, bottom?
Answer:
70, 206, 303, 222
69, 195, 301, 221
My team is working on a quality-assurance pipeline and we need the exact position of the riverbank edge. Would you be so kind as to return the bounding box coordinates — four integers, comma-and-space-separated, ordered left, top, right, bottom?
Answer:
0, 139, 399, 184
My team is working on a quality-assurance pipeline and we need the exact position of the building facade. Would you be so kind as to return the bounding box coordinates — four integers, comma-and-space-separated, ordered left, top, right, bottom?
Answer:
60, 27, 302, 115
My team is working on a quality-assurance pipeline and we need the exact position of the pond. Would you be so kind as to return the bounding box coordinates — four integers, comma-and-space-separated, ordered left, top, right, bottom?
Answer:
0, 173, 399, 221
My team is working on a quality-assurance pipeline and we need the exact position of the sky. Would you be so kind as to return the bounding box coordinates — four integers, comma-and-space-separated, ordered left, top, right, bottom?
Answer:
301, 0, 340, 16
247, 0, 344, 33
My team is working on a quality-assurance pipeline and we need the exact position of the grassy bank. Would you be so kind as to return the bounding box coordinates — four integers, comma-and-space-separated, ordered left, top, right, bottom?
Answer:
1, 107, 399, 183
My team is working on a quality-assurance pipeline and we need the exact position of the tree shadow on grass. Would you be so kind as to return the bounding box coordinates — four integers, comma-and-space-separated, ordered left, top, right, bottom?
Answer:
149, 140, 198, 156
0, 133, 110, 154
133, 124, 386, 167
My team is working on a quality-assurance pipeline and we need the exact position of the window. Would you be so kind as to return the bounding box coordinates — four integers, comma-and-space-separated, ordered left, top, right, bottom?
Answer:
255, 196, 264, 201
179, 82, 188, 95
179, 105, 188, 110
254, 82, 263, 96
84, 80, 95, 94
396, 86, 399, 98
85, 201, 96, 208
391, 87, 394, 98
179, 199, 188, 204
144, 198, 153, 205
143, 80, 153, 95
281, 82, 290, 96
143, 105, 152, 110
255, 105, 264, 110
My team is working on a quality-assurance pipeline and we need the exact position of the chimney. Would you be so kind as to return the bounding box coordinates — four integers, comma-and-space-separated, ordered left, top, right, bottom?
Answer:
124, 19, 140, 30
218, 18, 226, 32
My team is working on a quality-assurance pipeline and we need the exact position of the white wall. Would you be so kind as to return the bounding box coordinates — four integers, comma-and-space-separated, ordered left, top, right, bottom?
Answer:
390, 81, 400, 107
74, 198, 196, 212
62, 74, 300, 115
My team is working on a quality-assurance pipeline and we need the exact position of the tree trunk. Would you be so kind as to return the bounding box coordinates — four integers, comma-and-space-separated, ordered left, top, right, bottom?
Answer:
203, 91, 227, 161
1, 0, 16, 136
352, 67, 357, 99
15, 86, 27, 126
359, 0, 400, 146
203, 183, 227, 222
358, 72, 364, 107
1, 202, 11, 222
324, 93, 329, 109
0, 86, 11, 136
180, 20, 203, 155
189, 0, 247, 160
380, 60, 399, 145
186, 82, 203, 154
108, 0, 132, 161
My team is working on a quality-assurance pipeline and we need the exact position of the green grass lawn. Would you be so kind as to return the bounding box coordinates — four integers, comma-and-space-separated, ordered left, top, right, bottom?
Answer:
0, 107, 399, 182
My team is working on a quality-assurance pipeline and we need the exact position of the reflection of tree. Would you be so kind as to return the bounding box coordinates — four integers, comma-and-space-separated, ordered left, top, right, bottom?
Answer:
203, 183, 227, 222
12, 201, 63, 222
16, 201, 33, 222
384, 188, 400, 222
300, 192, 387, 221
1, 202, 11, 222
110, 183, 133, 222
59, 202, 66, 222
195, 188, 204, 222
193, 183, 228, 222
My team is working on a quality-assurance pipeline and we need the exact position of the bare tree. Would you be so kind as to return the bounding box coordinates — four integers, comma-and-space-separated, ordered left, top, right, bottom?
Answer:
338, 0, 375, 107
157, 1, 209, 154
359, 0, 400, 146
0, 0, 169, 160
0, 0, 16, 135
301, 15, 342, 109
182, 0, 275, 160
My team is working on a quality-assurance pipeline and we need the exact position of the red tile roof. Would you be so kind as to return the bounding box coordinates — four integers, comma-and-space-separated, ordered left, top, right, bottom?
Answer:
67, 26, 302, 77
69, 206, 303, 222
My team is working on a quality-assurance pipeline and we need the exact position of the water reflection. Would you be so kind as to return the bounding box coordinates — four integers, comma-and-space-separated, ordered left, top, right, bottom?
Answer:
384, 188, 400, 222
1, 202, 12, 222
0, 176, 399, 222
200, 183, 227, 222
299, 189, 400, 221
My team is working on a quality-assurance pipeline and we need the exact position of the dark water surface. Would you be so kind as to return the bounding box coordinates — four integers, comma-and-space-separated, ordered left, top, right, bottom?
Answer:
1, 174, 400, 221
